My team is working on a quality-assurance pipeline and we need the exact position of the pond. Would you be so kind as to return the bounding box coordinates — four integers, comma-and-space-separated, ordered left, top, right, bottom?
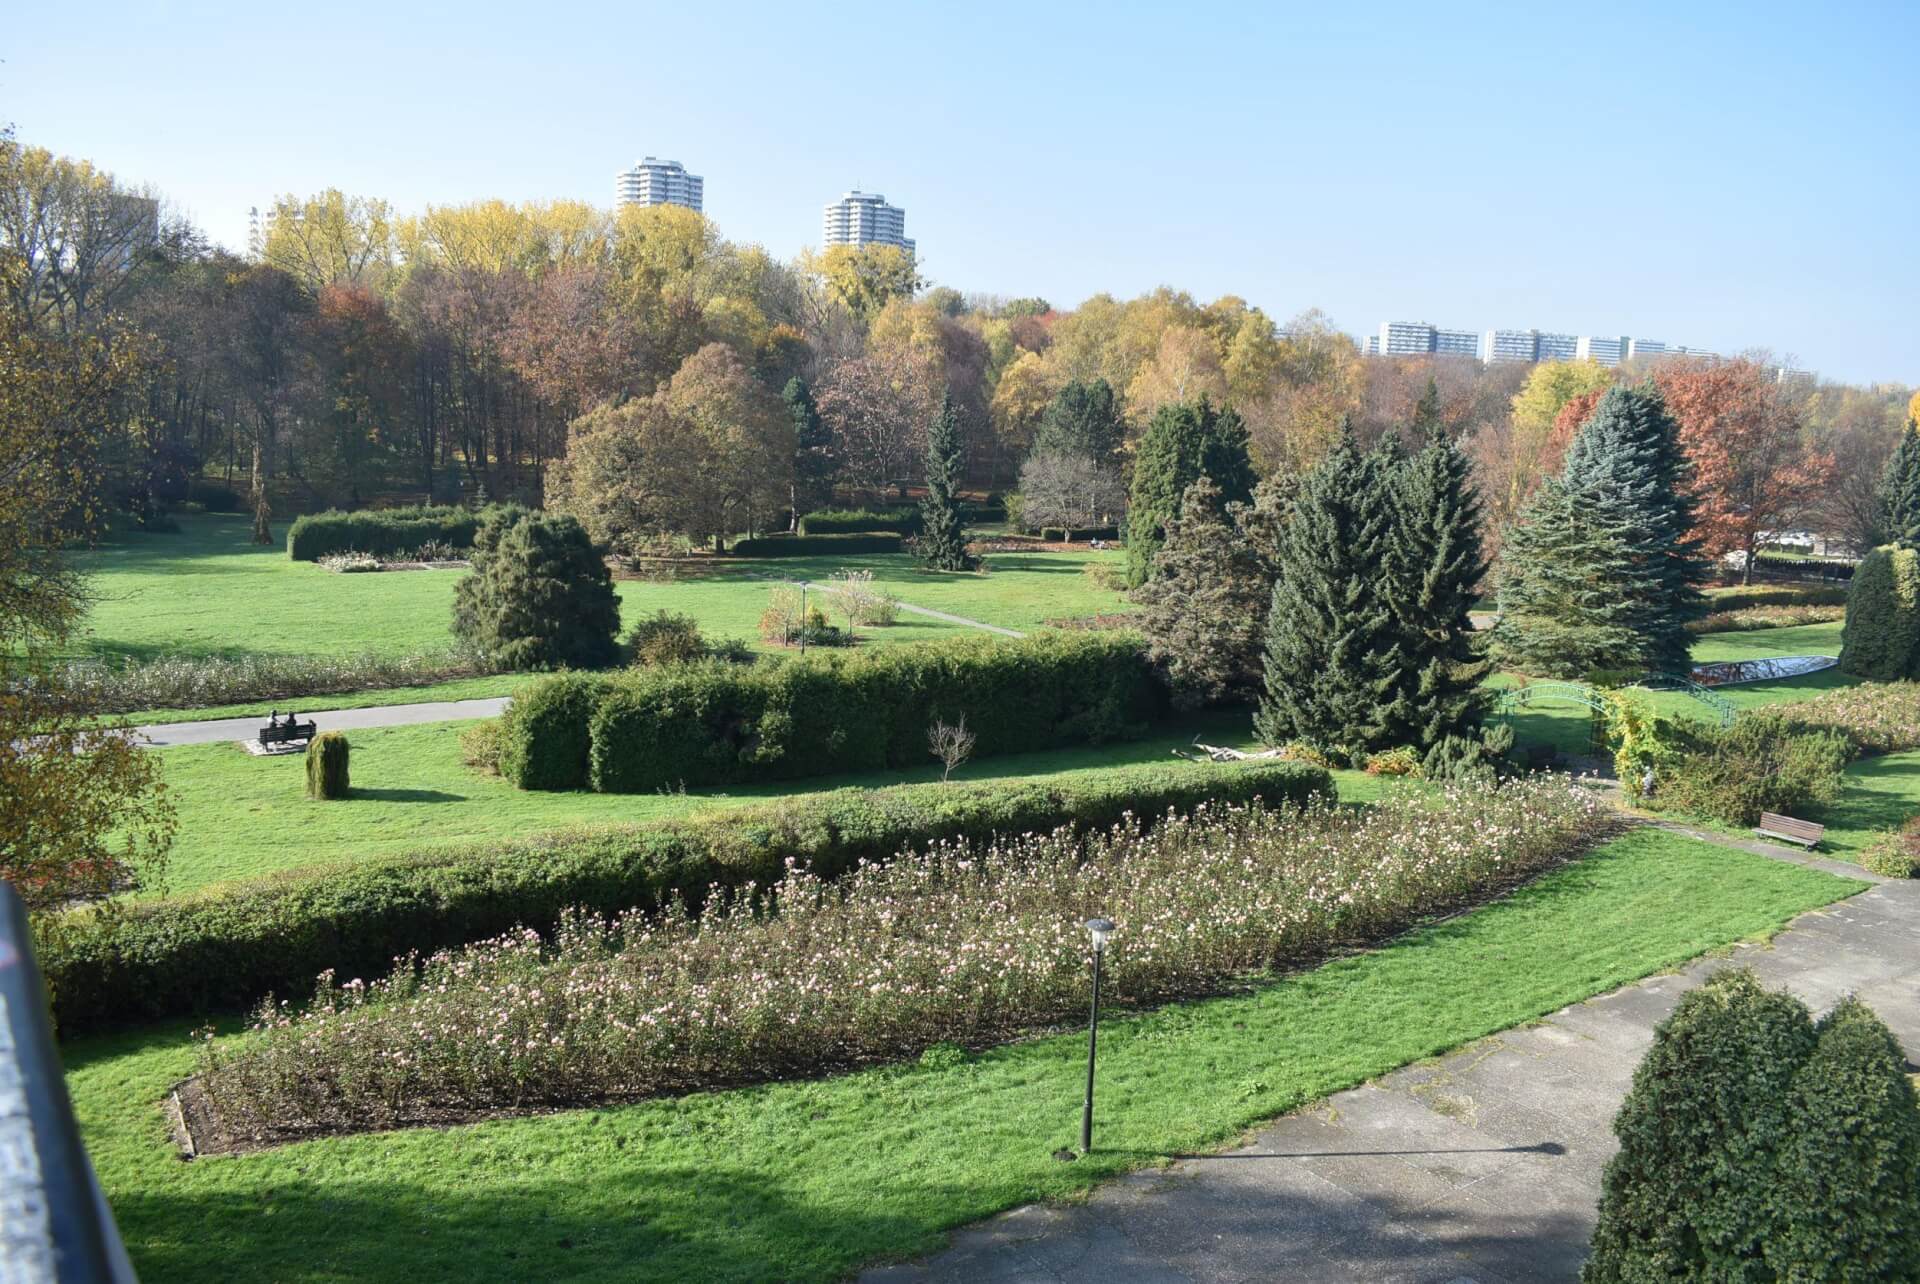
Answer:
1689, 655, 1839, 686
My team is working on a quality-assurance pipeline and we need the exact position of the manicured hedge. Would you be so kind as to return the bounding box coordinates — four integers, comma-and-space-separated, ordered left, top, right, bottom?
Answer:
729, 533, 904, 557
1040, 525, 1120, 542
797, 507, 921, 536
38, 759, 1332, 1033
501, 632, 1164, 792
1705, 584, 1850, 612
287, 504, 495, 561
1754, 553, 1854, 581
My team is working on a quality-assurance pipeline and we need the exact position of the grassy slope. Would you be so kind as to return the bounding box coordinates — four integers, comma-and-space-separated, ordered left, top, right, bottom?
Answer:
70, 830, 1857, 1284
70, 515, 1133, 671
150, 711, 1279, 895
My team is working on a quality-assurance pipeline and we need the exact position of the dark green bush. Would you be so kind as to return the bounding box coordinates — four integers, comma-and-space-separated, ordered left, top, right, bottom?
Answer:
797, 507, 921, 535
187, 481, 243, 513
729, 533, 904, 557
1040, 526, 1120, 542
37, 759, 1332, 1033
496, 673, 609, 791
1840, 545, 1920, 681
1586, 973, 1920, 1281
1585, 969, 1820, 1282
1658, 713, 1851, 827
304, 732, 350, 799
286, 504, 501, 561
1753, 552, 1853, 581
626, 610, 706, 667
451, 510, 620, 671
516, 632, 1163, 793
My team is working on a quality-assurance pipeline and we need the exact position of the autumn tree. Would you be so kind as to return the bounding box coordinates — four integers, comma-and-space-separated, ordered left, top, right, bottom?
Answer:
1125, 324, 1228, 421
258, 188, 396, 292
815, 347, 937, 499
804, 243, 921, 323
1655, 359, 1836, 581
1017, 451, 1127, 531
0, 270, 173, 907
0, 133, 169, 333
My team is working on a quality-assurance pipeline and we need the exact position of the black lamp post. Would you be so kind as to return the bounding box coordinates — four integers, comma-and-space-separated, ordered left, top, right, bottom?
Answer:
1081, 916, 1115, 1155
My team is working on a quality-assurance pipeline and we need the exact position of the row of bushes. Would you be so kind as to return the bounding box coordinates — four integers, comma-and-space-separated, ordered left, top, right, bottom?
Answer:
1039, 525, 1120, 543
1690, 604, 1846, 634
38, 759, 1331, 1034
188, 775, 1600, 1140
45, 647, 494, 715
728, 533, 903, 557
797, 507, 921, 536
1753, 552, 1854, 580
1704, 583, 1849, 612
498, 632, 1164, 793
287, 504, 513, 561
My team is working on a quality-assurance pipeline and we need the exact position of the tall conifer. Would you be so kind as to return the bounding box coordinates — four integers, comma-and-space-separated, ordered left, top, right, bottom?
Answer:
918, 393, 973, 570
1124, 397, 1255, 587
784, 376, 833, 524
1881, 417, 1920, 546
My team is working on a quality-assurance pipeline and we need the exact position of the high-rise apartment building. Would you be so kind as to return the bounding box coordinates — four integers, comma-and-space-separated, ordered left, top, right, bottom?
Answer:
1377, 322, 1478, 357
1434, 327, 1479, 357
821, 191, 914, 256
1482, 330, 1542, 364
1626, 338, 1668, 361
1535, 332, 1579, 362
615, 158, 703, 212
1576, 335, 1629, 366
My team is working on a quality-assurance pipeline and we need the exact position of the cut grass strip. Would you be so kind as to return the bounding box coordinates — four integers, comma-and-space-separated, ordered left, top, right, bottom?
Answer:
69, 828, 1857, 1283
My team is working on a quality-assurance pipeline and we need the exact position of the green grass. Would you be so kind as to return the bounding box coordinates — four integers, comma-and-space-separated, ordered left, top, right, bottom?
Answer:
68, 829, 1859, 1284
70, 515, 1133, 668
147, 712, 1284, 895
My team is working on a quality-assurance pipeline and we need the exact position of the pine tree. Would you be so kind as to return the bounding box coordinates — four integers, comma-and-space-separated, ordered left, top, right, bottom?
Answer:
1881, 417, 1920, 546
784, 376, 834, 527
1410, 375, 1443, 436
1496, 384, 1707, 678
1134, 476, 1287, 709
1033, 378, 1125, 461
452, 509, 621, 671
1381, 424, 1492, 750
918, 392, 974, 571
1124, 397, 1255, 587
1254, 424, 1401, 763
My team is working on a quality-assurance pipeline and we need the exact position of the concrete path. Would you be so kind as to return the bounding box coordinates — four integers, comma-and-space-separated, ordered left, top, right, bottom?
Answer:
136, 697, 512, 747
794, 581, 1027, 639
866, 847, 1913, 1284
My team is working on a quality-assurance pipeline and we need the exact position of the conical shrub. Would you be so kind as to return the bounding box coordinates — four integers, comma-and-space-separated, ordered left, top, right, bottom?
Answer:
305, 731, 350, 800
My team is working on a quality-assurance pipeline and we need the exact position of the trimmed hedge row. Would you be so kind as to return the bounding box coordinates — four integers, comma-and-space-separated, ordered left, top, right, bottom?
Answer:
797, 507, 921, 536
1755, 552, 1854, 581
501, 632, 1164, 792
729, 533, 904, 557
1704, 584, 1850, 612
39, 759, 1332, 1033
287, 504, 496, 561
1040, 525, 1120, 542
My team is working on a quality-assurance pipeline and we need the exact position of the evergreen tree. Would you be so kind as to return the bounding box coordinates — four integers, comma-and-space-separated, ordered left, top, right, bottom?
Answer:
1768, 998, 1920, 1279
1410, 375, 1443, 436
1124, 397, 1255, 587
1380, 424, 1492, 750
1254, 424, 1401, 763
452, 509, 621, 671
918, 392, 974, 571
1134, 475, 1291, 709
1584, 969, 1818, 1283
784, 376, 834, 526
1032, 378, 1125, 460
1881, 417, 1920, 546
1496, 384, 1707, 678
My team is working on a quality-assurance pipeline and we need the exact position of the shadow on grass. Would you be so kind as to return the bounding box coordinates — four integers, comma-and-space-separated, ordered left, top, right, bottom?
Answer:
1814, 755, 1920, 849
349, 788, 468, 804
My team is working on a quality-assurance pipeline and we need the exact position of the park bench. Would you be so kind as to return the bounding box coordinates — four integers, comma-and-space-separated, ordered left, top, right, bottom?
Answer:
257, 710, 318, 750
1755, 812, 1825, 849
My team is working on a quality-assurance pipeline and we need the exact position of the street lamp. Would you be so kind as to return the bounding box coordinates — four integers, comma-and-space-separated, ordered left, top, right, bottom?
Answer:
1081, 917, 1115, 1155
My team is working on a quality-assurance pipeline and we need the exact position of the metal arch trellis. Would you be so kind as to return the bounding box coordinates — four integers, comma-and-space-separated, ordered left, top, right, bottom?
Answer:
1637, 673, 1738, 727
1494, 676, 1737, 728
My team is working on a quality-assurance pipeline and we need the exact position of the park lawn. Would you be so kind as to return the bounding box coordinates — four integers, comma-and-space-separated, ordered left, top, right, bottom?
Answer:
66, 516, 1129, 674
67, 829, 1859, 1284
146, 711, 1309, 895
1813, 750, 1920, 857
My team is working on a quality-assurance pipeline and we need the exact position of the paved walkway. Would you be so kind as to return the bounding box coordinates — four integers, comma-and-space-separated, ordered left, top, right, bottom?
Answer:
136, 697, 512, 747
866, 845, 1914, 1284
793, 582, 1027, 639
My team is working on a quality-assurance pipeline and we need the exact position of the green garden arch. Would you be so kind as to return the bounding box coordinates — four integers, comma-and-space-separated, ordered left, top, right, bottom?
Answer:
1494, 676, 1736, 729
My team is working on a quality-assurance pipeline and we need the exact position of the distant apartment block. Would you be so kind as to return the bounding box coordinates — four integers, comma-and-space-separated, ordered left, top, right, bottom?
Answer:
1576, 335, 1628, 367
822, 190, 915, 256
1375, 322, 1478, 358
1363, 334, 1381, 356
615, 158, 703, 212
1536, 332, 1579, 362
1626, 338, 1667, 361
1366, 321, 1779, 374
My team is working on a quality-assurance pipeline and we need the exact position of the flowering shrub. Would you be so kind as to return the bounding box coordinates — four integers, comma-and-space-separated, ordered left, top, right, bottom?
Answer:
1863, 819, 1920, 879
1690, 604, 1846, 634
1363, 746, 1423, 777
1775, 682, 1920, 755
317, 551, 382, 573
44, 646, 495, 715
191, 776, 1610, 1141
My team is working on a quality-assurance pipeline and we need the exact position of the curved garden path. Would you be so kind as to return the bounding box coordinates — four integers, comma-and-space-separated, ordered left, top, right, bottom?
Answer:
862, 833, 1911, 1284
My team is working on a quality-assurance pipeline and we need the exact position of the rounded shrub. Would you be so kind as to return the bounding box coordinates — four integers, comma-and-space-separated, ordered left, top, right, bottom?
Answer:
451, 509, 620, 672
305, 732, 350, 800
497, 673, 608, 791
1840, 545, 1920, 681
1658, 713, 1851, 827
627, 610, 706, 667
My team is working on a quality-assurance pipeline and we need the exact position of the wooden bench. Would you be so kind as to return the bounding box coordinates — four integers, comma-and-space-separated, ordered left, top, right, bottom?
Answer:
258, 711, 318, 750
1756, 812, 1824, 849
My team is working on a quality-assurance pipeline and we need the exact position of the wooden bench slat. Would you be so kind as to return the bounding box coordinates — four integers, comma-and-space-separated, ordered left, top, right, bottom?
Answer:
1756, 812, 1824, 848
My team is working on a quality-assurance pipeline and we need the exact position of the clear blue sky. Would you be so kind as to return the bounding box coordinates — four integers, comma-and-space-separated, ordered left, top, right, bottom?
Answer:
6, 1, 1915, 384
